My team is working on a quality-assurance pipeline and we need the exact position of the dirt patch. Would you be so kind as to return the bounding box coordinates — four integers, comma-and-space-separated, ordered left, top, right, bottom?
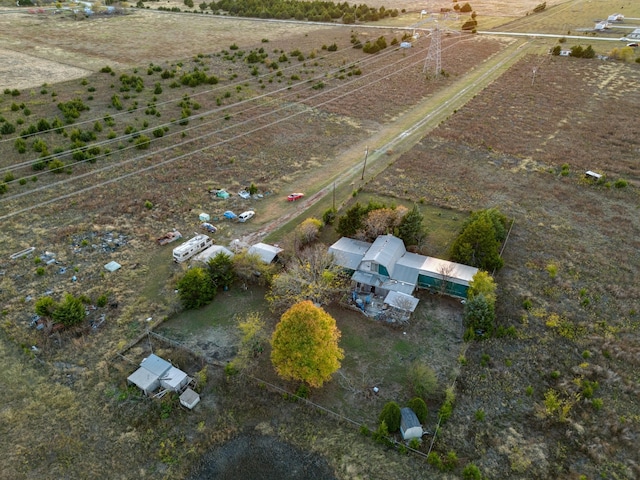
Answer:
188, 432, 337, 480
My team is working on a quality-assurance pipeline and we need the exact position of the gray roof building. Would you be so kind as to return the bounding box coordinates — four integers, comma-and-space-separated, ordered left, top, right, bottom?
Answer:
328, 237, 371, 271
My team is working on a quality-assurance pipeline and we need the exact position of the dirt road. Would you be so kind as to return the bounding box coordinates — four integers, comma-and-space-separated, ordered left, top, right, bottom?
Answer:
243, 36, 531, 244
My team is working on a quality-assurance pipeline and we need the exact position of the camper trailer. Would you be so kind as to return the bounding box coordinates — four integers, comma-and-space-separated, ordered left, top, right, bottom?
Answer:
172, 234, 213, 263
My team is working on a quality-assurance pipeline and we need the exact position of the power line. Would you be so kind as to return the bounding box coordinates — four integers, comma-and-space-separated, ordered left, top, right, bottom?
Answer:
1, 33, 481, 220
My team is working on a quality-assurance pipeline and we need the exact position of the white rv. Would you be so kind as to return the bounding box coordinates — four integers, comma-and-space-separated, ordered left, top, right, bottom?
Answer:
172, 234, 213, 263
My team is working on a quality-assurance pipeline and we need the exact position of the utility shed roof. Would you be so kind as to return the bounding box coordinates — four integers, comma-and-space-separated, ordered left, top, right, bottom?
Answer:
361, 235, 406, 276
328, 237, 371, 270
384, 291, 420, 312
248, 243, 283, 264
140, 354, 171, 377
159, 366, 188, 391
193, 245, 234, 263
180, 388, 200, 410
393, 252, 424, 285
351, 270, 382, 287
419, 257, 478, 285
380, 279, 415, 295
127, 367, 159, 394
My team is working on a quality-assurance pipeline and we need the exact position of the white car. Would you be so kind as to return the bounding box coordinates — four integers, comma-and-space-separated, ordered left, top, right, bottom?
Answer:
237, 210, 255, 222
238, 190, 251, 199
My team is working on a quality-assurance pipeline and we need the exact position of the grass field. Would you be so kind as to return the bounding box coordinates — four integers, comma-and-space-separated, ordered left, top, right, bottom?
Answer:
1, 1, 640, 479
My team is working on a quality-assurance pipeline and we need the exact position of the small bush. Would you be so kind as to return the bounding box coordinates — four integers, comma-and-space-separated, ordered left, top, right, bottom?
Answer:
96, 294, 108, 308
463, 463, 482, 480
378, 401, 401, 432
614, 178, 628, 188
408, 397, 428, 423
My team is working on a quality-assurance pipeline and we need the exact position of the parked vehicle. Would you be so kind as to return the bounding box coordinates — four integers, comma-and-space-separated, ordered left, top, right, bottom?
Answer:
209, 188, 230, 199
287, 192, 305, 201
223, 210, 237, 220
627, 43, 639, 48
156, 230, 182, 246
238, 190, 251, 199
238, 210, 255, 223
201, 223, 217, 233
172, 234, 212, 263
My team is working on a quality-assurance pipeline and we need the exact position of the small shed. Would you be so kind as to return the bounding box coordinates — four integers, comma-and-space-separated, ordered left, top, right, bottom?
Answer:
193, 245, 234, 264
180, 388, 200, 410
160, 366, 189, 392
140, 354, 171, 377
248, 243, 283, 264
384, 291, 419, 313
400, 407, 423, 440
127, 367, 160, 396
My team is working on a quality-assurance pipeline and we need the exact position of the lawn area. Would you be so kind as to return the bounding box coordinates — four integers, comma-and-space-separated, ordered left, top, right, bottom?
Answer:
158, 286, 272, 340
317, 192, 468, 258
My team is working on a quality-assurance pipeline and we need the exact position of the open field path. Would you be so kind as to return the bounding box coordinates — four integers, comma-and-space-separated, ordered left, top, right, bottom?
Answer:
242, 37, 531, 244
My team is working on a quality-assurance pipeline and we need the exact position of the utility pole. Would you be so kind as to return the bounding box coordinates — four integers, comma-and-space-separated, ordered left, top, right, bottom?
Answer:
361, 146, 369, 180
332, 181, 336, 211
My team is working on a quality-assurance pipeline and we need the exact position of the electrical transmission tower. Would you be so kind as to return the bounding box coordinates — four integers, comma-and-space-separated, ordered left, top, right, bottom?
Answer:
423, 23, 441, 78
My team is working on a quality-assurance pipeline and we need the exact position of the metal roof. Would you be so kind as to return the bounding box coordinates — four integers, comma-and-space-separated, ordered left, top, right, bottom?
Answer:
380, 279, 416, 295
193, 245, 234, 263
127, 367, 159, 394
248, 242, 283, 264
361, 235, 406, 276
400, 407, 421, 429
384, 291, 420, 312
140, 354, 171, 377
351, 270, 382, 287
329, 237, 371, 270
419, 257, 478, 285
393, 252, 424, 284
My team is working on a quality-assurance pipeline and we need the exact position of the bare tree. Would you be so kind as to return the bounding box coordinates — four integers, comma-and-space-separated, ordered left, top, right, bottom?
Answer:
266, 245, 348, 313
438, 263, 455, 296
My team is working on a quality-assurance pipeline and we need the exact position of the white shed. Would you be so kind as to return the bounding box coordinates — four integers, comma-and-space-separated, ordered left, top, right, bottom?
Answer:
248, 242, 283, 264
400, 407, 423, 440
160, 366, 189, 392
180, 388, 200, 410
127, 367, 160, 396
193, 245, 234, 263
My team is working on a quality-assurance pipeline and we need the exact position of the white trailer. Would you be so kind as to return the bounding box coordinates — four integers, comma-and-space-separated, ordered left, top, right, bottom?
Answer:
172, 234, 212, 263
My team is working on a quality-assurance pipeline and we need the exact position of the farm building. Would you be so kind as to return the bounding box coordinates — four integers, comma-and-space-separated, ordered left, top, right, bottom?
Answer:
127, 354, 190, 397
400, 407, 423, 440
328, 237, 371, 271
248, 242, 283, 264
329, 234, 479, 310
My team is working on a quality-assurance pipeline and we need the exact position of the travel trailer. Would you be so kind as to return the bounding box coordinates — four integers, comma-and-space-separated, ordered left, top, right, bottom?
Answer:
172, 234, 213, 263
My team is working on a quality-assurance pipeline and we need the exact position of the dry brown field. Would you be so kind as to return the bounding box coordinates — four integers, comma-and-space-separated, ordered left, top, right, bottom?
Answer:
1, 1, 640, 479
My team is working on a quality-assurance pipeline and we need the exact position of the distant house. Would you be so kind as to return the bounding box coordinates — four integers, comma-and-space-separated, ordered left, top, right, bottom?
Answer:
627, 28, 640, 41
400, 407, 423, 440
248, 242, 283, 264
127, 354, 190, 396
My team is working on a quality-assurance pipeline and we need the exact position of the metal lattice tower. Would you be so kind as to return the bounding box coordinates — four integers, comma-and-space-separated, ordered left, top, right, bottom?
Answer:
423, 23, 441, 78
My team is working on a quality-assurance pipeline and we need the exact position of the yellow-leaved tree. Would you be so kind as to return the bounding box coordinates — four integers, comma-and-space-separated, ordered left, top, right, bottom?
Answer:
270, 300, 344, 388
